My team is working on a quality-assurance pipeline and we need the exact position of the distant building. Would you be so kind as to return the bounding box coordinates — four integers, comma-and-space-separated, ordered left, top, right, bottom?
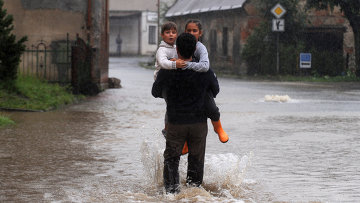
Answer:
109, 0, 157, 56
300, 0, 355, 71
109, 0, 176, 56
166, 0, 355, 74
3, 0, 109, 90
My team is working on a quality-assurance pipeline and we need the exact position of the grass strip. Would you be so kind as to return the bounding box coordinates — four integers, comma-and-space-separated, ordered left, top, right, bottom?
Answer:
0, 75, 82, 111
0, 114, 15, 127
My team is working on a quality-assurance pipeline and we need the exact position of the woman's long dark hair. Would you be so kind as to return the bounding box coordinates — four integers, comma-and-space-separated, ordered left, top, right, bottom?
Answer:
185, 19, 203, 42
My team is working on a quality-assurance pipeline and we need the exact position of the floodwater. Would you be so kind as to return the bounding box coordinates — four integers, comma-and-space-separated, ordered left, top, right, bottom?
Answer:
1, 57, 360, 202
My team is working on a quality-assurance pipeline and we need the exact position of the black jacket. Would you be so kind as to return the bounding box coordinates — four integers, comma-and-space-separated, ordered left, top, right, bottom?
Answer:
152, 68, 219, 124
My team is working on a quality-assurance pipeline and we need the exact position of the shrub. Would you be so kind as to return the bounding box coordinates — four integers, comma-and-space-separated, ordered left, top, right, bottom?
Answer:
310, 49, 344, 76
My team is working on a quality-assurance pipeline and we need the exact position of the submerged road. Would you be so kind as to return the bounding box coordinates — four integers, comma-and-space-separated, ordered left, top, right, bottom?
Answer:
1, 57, 360, 202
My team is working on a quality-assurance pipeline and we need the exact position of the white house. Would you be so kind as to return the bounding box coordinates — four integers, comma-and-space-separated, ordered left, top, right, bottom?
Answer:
109, 0, 175, 56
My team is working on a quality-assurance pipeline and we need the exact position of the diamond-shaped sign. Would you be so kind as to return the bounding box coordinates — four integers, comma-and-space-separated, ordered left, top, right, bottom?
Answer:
271, 3, 286, 18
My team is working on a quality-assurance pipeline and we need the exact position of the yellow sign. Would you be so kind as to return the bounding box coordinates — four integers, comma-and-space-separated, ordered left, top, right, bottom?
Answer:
274, 7, 283, 15
271, 3, 286, 18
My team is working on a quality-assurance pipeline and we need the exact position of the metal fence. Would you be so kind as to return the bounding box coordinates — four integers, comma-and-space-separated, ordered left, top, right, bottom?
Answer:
20, 34, 71, 83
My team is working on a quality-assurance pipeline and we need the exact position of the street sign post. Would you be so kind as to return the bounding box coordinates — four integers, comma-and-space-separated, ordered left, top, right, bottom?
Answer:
271, 3, 286, 74
300, 53, 311, 68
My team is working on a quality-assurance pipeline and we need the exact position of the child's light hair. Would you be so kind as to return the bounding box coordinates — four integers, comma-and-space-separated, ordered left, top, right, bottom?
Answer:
161, 21, 177, 34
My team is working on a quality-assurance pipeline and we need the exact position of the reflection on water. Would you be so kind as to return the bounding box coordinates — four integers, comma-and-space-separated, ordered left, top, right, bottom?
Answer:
0, 111, 111, 201
1, 57, 360, 202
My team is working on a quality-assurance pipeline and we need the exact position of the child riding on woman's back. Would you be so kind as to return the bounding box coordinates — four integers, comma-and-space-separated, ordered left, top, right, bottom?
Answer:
184, 19, 229, 144
154, 20, 229, 155
154, 21, 185, 80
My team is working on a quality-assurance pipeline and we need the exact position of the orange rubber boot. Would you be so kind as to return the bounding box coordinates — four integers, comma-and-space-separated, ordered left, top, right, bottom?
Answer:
182, 142, 188, 155
211, 120, 229, 143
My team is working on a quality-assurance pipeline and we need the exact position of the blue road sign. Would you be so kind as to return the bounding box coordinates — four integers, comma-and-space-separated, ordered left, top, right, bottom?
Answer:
300, 53, 311, 68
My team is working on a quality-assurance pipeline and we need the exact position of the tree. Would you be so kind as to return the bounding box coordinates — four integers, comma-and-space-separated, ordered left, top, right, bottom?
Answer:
306, 0, 360, 76
0, 0, 27, 89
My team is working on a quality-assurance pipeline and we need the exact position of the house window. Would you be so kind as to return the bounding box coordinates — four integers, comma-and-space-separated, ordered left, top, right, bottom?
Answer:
149, 25, 156, 45
210, 29, 217, 55
222, 27, 228, 56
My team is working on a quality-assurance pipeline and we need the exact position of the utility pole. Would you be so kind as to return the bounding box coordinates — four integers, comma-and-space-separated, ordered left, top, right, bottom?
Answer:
157, 0, 160, 46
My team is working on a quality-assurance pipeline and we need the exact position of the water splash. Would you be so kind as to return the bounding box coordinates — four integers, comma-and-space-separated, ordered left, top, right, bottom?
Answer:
200, 152, 254, 201
140, 137, 165, 189
203, 153, 251, 194
140, 139, 253, 202
264, 95, 291, 102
